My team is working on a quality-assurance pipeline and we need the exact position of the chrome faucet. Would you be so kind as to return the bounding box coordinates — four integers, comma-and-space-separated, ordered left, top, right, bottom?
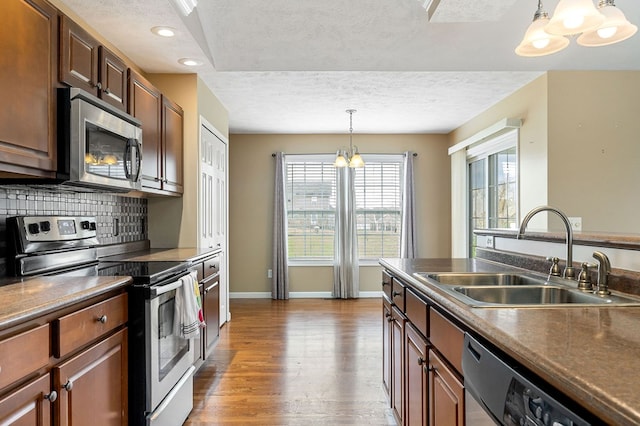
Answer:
592, 251, 611, 295
517, 205, 575, 279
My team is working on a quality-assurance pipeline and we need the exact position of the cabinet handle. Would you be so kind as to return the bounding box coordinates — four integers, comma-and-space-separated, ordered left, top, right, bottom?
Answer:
103, 87, 111, 94
392, 291, 401, 297
417, 357, 425, 366
63, 380, 73, 392
44, 390, 58, 402
382, 281, 390, 287
97, 315, 108, 324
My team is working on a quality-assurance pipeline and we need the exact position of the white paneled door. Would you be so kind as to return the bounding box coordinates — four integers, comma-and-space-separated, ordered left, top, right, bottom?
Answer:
199, 118, 229, 325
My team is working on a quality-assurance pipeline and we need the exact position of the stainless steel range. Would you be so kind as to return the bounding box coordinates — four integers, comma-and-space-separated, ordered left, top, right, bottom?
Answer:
7, 215, 196, 426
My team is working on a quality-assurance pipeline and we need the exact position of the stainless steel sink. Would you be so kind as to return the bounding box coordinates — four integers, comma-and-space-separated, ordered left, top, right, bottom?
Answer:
454, 286, 606, 305
417, 272, 545, 286
412, 271, 640, 308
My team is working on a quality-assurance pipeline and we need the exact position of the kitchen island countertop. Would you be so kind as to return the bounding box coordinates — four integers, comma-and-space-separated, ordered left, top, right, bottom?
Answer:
380, 257, 640, 425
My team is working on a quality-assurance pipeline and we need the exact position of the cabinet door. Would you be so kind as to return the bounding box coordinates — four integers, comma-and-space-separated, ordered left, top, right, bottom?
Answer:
203, 276, 220, 358
382, 297, 392, 400
405, 324, 428, 426
128, 70, 162, 190
390, 305, 405, 424
99, 46, 127, 111
0, 374, 53, 425
59, 14, 99, 95
429, 349, 464, 426
54, 329, 128, 426
0, 0, 58, 176
161, 96, 184, 194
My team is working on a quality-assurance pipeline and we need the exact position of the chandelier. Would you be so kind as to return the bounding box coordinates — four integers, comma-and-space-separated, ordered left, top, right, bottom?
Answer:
516, 0, 637, 57
334, 109, 365, 168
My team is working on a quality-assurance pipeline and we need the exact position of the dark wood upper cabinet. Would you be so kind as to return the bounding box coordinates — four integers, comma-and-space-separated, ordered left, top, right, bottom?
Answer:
59, 15, 127, 111
128, 70, 162, 190
162, 96, 184, 194
128, 71, 184, 195
0, 0, 58, 177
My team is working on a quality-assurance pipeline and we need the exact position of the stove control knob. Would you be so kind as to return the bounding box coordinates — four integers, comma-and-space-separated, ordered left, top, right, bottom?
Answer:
89, 222, 97, 231
80, 221, 90, 230
27, 223, 40, 234
40, 221, 51, 232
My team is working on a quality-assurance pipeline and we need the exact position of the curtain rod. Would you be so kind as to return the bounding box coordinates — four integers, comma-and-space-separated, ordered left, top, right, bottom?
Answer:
272, 152, 417, 157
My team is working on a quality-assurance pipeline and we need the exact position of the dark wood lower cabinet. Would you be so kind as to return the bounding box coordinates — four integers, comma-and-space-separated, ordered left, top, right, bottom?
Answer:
0, 374, 53, 425
54, 328, 128, 426
382, 297, 392, 400
429, 349, 464, 426
405, 324, 429, 426
391, 305, 405, 424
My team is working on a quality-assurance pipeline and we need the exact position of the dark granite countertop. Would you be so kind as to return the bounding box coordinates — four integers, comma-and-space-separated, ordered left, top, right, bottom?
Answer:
100, 247, 222, 264
380, 257, 640, 425
0, 275, 131, 331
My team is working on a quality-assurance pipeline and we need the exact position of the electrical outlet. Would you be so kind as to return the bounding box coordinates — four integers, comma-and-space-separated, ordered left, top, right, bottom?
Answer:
486, 236, 494, 248
267, 269, 273, 279
568, 217, 582, 231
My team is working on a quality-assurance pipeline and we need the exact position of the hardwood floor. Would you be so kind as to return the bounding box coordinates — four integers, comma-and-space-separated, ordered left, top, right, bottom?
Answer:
185, 298, 396, 425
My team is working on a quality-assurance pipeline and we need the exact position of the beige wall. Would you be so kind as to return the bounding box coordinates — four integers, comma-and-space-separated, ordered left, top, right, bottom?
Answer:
449, 74, 550, 229
229, 133, 451, 294
547, 71, 640, 233
449, 70, 640, 235
147, 74, 229, 247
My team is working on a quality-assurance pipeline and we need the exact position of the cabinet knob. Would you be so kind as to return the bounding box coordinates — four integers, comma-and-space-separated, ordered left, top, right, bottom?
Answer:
44, 390, 58, 402
63, 380, 73, 392
387, 317, 394, 323
103, 87, 111, 94
392, 291, 401, 297
417, 357, 425, 366
382, 281, 390, 287
94, 82, 102, 90
97, 315, 108, 324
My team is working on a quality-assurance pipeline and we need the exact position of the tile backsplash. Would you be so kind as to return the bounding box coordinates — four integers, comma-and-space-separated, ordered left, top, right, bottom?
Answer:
0, 186, 148, 273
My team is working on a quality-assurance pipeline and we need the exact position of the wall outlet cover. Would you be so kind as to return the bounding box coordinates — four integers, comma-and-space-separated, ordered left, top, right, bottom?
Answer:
568, 217, 582, 231
486, 236, 494, 248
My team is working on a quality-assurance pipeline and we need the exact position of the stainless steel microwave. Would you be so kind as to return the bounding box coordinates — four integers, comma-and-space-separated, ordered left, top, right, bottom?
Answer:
57, 87, 142, 192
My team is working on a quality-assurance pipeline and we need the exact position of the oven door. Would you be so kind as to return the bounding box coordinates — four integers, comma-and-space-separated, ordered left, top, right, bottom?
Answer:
147, 279, 195, 412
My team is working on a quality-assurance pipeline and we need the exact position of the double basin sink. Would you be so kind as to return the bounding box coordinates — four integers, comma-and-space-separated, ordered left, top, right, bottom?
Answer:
412, 272, 640, 308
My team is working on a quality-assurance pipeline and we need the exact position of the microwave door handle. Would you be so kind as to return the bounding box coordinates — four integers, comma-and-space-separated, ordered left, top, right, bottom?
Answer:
133, 140, 142, 181
123, 139, 132, 179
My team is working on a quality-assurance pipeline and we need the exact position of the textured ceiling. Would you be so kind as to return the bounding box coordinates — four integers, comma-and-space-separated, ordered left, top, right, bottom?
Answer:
56, 0, 640, 134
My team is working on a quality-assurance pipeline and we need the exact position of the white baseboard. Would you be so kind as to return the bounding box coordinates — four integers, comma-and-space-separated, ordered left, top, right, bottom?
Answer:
229, 291, 383, 299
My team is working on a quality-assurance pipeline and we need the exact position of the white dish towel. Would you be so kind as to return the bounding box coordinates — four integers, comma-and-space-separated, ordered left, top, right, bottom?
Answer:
173, 271, 205, 339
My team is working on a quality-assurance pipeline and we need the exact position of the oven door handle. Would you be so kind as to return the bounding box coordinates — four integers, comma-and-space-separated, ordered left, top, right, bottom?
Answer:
151, 279, 184, 297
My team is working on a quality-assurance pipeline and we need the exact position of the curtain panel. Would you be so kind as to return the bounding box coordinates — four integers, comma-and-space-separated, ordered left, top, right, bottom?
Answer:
272, 152, 289, 299
333, 166, 359, 299
400, 151, 417, 258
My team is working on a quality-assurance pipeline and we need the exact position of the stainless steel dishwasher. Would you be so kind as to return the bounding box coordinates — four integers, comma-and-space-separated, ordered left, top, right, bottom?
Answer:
462, 333, 595, 426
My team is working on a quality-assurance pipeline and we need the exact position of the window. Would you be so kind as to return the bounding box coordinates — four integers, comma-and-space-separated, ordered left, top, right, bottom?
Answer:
354, 155, 403, 260
285, 155, 336, 261
285, 154, 403, 263
467, 129, 518, 255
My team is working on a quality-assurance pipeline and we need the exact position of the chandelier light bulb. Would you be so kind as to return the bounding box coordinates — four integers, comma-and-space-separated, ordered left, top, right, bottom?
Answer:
577, 1, 638, 47
597, 26, 617, 38
533, 37, 551, 49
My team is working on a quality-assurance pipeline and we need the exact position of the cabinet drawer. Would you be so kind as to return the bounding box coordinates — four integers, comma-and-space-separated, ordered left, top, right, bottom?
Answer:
54, 293, 127, 358
382, 271, 392, 300
0, 324, 50, 390
203, 256, 220, 279
429, 308, 464, 374
405, 288, 428, 337
391, 279, 406, 312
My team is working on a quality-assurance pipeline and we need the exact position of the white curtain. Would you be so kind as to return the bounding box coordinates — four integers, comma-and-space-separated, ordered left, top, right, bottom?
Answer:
272, 152, 289, 299
400, 151, 417, 258
333, 166, 359, 299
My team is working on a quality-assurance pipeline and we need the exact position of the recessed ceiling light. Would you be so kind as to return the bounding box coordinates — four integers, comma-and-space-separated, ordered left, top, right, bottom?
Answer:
178, 58, 203, 67
151, 26, 176, 37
